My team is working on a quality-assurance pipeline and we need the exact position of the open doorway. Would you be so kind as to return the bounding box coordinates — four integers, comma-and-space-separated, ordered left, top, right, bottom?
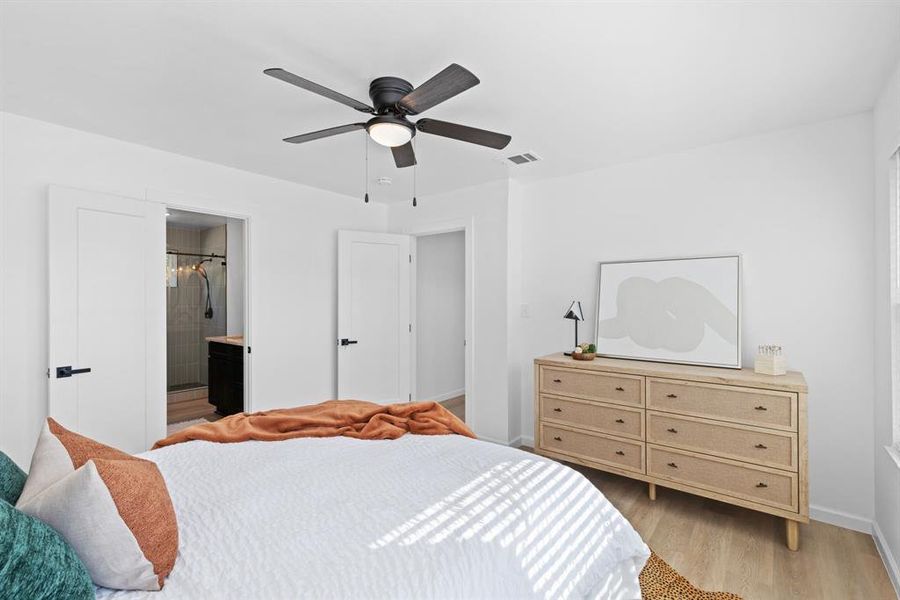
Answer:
165, 209, 246, 434
414, 230, 466, 421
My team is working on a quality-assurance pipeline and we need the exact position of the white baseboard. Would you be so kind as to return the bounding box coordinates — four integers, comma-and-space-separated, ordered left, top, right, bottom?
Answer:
476, 434, 534, 448
422, 389, 465, 403
873, 520, 900, 598
809, 504, 872, 533
477, 435, 512, 446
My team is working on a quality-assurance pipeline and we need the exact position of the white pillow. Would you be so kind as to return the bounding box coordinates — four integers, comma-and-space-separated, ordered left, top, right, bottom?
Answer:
16, 419, 178, 590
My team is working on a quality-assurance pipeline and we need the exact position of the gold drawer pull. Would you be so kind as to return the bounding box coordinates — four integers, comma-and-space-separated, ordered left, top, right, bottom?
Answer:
615, 418, 625, 423
552, 378, 562, 383
553, 407, 562, 412
666, 393, 678, 398
667, 462, 678, 468
553, 436, 562, 441
756, 482, 768, 488
754, 405, 767, 411
667, 427, 678, 434
615, 386, 625, 391
615, 450, 625, 456
755, 443, 768, 449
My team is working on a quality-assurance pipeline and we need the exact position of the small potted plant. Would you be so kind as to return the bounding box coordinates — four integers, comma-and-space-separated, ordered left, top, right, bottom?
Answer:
571, 343, 597, 361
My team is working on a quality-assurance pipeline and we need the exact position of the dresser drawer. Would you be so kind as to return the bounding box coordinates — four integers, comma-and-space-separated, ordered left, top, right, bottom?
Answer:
647, 411, 797, 471
541, 424, 644, 473
540, 366, 643, 407
647, 378, 797, 431
648, 445, 797, 511
541, 395, 643, 440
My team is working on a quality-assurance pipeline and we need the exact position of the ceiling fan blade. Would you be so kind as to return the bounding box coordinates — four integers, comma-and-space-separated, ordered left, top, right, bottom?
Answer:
264, 68, 374, 113
398, 64, 479, 115
283, 123, 366, 144
416, 119, 511, 150
391, 141, 417, 168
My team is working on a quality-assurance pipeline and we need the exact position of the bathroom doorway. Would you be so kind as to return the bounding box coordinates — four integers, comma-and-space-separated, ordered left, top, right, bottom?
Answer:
165, 209, 247, 433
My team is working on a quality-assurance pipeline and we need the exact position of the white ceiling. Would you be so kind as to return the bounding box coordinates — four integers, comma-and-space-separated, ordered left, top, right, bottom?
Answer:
2, 1, 898, 203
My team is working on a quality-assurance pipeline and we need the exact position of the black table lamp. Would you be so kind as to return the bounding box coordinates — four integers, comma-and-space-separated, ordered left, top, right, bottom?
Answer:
563, 301, 584, 356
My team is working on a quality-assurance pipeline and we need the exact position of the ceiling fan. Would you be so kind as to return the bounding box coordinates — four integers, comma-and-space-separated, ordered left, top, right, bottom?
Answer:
264, 64, 512, 168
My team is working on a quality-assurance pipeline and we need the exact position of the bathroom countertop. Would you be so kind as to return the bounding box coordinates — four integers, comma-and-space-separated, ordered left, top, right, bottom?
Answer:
205, 335, 244, 347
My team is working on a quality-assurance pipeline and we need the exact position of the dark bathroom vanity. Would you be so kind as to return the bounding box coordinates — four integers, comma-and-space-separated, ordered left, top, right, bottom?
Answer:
206, 336, 244, 416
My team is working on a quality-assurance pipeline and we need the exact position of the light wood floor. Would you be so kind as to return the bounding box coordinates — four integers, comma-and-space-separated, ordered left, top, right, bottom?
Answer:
167, 386, 218, 424
440, 395, 465, 422
543, 456, 896, 599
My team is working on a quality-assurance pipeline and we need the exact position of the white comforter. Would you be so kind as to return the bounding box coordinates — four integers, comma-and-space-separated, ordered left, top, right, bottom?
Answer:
96, 435, 650, 599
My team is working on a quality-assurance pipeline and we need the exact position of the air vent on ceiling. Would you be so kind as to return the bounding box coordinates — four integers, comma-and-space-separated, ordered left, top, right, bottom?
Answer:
502, 152, 541, 166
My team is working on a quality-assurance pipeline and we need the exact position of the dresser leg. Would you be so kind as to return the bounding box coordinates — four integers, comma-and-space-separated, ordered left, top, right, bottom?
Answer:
785, 519, 800, 551
648, 483, 656, 501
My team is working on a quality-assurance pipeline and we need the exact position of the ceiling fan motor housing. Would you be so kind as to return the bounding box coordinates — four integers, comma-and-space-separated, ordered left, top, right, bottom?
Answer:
368, 76, 414, 113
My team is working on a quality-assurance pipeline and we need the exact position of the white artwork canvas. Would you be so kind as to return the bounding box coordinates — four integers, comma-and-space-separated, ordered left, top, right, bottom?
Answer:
595, 255, 741, 368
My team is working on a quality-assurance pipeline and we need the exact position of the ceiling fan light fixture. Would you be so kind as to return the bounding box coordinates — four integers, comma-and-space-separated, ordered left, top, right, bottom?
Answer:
366, 117, 414, 148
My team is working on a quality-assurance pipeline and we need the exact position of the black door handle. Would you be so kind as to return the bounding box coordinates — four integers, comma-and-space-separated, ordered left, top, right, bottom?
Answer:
339, 338, 358, 346
56, 366, 91, 378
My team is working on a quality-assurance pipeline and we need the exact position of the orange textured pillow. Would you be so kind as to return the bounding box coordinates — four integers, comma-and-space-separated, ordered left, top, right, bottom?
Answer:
16, 419, 178, 590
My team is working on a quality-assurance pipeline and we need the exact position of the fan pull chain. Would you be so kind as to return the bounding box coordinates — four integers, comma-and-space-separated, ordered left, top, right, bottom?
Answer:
412, 139, 418, 208
363, 135, 369, 204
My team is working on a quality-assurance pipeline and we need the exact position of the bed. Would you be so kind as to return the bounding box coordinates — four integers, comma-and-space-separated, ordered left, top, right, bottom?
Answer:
95, 433, 650, 599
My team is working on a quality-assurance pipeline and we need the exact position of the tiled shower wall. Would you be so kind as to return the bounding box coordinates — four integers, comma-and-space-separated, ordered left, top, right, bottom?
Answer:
166, 224, 227, 390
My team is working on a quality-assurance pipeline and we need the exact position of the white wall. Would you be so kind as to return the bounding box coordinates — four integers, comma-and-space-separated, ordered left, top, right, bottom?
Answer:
515, 114, 876, 527
873, 59, 900, 588
0, 112, 388, 467
225, 217, 245, 336
388, 180, 510, 444
0, 106, 885, 536
415, 231, 465, 402
506, 181, 525, 444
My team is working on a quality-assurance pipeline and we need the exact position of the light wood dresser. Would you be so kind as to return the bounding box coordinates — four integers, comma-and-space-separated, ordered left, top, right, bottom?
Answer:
533, 353, 808, 550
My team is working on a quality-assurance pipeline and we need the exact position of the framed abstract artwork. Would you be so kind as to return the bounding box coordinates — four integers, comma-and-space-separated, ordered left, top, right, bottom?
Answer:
595, 255, 742, 368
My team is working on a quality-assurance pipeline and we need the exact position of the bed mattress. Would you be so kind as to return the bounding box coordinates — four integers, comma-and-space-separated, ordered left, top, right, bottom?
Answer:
96, 434, 650, 599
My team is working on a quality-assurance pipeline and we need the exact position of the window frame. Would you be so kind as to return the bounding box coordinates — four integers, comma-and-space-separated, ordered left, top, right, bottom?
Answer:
889, 148, 900, 450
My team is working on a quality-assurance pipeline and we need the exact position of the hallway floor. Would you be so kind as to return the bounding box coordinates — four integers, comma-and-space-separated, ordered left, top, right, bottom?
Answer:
440, 395, 465, 422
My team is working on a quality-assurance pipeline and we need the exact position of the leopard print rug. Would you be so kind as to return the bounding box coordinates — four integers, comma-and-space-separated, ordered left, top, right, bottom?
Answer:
640, 552, 743, 600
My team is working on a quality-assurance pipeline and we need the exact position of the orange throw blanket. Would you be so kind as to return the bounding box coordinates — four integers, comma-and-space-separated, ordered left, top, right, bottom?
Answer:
153, 400, 475, 449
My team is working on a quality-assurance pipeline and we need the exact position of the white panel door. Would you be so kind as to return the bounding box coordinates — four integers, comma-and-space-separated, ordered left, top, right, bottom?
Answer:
48, 185, 166, 452
337, 230, 411, 403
